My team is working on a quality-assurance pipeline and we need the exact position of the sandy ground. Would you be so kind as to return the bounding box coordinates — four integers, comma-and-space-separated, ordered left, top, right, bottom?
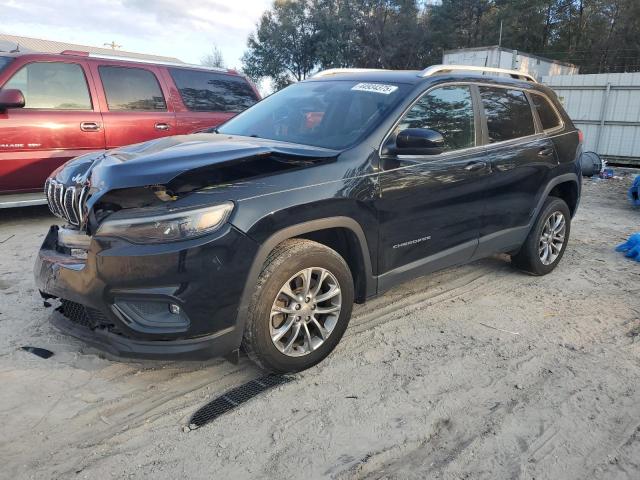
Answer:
1, 173, 639, 480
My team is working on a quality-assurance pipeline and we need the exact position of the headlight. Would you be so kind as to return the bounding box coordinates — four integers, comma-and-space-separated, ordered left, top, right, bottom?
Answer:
96, 202, 234, 244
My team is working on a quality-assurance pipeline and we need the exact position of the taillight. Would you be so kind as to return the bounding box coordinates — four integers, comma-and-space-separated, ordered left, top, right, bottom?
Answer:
578, 129, 584, 144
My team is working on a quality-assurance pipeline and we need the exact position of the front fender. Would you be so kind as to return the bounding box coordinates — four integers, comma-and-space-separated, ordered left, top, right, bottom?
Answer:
232, 216, 377, 336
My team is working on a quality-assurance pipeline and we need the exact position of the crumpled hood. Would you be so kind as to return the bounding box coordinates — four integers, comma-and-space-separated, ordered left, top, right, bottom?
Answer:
53, 133, 340, 210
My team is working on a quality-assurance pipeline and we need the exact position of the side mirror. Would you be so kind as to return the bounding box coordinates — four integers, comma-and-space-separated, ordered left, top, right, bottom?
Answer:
0, 89, 26, 112
395, 128, 444, 155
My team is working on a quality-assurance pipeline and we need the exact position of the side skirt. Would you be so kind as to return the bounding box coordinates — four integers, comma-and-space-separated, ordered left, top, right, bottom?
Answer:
375, 226, 530, 295
377, 239, 477, 293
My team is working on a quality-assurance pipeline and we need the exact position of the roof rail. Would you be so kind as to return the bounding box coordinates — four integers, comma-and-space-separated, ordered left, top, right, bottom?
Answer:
419, 64, 537, 83
61, 50, 89, 56
85, 53, 230, 72
313, 68, 387, 78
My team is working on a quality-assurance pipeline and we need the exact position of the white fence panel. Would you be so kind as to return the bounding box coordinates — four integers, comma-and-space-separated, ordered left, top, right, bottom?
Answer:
543, 73, 640, 164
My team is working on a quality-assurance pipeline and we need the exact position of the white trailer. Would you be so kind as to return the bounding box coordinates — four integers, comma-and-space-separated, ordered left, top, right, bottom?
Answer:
443, 46, 578, 82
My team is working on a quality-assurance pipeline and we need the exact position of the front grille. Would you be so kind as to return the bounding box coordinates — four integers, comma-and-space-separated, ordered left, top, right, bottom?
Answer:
45, 178, 89, 227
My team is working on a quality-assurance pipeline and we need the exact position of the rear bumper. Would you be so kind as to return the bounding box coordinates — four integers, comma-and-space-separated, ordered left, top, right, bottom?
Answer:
35, 224, 259, 359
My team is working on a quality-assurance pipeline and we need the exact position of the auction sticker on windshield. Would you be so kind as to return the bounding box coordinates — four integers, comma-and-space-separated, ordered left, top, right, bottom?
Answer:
351, 83, 399, 95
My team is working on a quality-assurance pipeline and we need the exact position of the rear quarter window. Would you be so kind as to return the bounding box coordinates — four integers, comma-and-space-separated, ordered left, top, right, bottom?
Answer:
531, 93, 562, 131
479, 87, 535, 143
169, 68, 258, 113
99, 66, 167, 111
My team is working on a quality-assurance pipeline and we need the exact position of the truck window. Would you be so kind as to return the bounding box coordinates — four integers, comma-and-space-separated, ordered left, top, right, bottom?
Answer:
99, 66, 167, 111
169, 68, 258, 113
0, 57, 13, 74
531, 93, 562, 131
4, 61, 92, 110
479, 87, 535, 143
397, 85, 475, 152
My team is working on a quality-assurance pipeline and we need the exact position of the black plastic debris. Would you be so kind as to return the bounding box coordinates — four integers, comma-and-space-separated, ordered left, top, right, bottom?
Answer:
21, 346, 54, 359
189, 374, 293, 428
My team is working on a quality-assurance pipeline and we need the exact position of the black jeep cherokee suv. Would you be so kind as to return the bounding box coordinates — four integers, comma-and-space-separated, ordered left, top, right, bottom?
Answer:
35, 65, 582, 372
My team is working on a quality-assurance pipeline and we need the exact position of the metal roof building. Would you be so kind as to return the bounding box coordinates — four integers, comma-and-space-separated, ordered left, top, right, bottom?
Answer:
0, 33, 184, 64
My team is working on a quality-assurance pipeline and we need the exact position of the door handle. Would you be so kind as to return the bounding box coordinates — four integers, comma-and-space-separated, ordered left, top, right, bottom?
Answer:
464, 161, 487, 172
80, 121, 101, 132
155, 122, 170, 131
538, 147, 554, 157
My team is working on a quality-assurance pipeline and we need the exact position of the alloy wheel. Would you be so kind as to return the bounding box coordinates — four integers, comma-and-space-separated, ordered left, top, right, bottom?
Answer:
269, 267, 342, 357
539, 211, 566, 265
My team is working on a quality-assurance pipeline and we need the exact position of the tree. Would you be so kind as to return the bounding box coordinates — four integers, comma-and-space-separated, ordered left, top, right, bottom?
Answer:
242, 0, 319, 88
311, 0, 362, 68
243, 0, 640, 88
201, 45, 225, 68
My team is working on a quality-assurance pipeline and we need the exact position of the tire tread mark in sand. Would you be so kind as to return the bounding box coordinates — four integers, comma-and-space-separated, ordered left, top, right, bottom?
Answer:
330, 418, 478, 480
64, 363, 258, 452
525, 424, 561, 465
346, 270, 502, 337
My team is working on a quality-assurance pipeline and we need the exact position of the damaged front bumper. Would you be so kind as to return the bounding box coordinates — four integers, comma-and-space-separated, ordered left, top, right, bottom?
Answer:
34, 224, 259, 359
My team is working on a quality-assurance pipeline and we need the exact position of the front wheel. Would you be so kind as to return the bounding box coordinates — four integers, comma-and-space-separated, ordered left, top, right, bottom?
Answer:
512, 196, 571, 275
242, 239, 354, 373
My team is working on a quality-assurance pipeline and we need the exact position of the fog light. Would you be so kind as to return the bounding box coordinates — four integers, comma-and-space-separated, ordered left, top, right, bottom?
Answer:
112, 299, 190, 334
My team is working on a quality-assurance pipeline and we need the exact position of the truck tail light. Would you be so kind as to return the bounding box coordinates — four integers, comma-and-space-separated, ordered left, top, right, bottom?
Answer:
578, 129, 584, 144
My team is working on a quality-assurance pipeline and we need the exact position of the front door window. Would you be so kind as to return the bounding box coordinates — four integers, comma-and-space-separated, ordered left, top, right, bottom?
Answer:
4, 61, 92, 110
396, 85, 475, 152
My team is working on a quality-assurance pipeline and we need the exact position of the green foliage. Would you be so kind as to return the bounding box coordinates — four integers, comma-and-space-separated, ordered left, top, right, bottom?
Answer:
242, 0, 319, 89
242, 0, 640, 87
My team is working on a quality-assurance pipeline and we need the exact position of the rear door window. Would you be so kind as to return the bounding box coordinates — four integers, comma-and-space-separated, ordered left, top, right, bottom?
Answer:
479, 87, 535, 143
99, 66, 167, 111
169, 68, 258, 113
531, 93, 562, 131
397, 85, 475, 152
4, 61, 92, 110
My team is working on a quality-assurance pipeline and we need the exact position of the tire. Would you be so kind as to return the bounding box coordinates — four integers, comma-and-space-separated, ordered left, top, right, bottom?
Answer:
511, 196, 571, 275
242, 239, 354, 373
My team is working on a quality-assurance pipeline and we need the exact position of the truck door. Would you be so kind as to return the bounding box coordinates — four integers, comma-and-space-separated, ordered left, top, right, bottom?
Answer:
0, 59, 105, 193
89, 63, 176, 148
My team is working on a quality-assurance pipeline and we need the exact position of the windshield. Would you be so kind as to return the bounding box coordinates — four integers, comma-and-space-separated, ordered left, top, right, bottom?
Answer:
218, 80, 410, 149
0, 57, 13, 75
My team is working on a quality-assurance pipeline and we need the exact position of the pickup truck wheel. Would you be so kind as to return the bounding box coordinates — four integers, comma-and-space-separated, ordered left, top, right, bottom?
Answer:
242, 239, 354, 373
512, 196, 571, 275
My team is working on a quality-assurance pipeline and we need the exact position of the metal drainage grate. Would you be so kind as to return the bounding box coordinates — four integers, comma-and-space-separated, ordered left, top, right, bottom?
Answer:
189, 374, 293, 428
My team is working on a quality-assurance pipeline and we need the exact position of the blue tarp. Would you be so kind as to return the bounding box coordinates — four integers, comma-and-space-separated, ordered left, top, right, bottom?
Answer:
616, 233, 640, 262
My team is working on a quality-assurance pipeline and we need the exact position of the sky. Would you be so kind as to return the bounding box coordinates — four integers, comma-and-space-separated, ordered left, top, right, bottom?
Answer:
0, 0, 272, 68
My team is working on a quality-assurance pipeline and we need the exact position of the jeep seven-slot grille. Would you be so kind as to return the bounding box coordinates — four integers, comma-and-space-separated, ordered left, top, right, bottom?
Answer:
45, 178, 89, 227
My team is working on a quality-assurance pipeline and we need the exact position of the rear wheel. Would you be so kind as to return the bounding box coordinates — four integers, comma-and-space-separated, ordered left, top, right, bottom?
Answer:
512, 196, 571, 275
242, 239, 354, 373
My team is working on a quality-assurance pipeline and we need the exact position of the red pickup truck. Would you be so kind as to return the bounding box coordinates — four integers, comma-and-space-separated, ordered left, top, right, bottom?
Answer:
0, 50, 260, 207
